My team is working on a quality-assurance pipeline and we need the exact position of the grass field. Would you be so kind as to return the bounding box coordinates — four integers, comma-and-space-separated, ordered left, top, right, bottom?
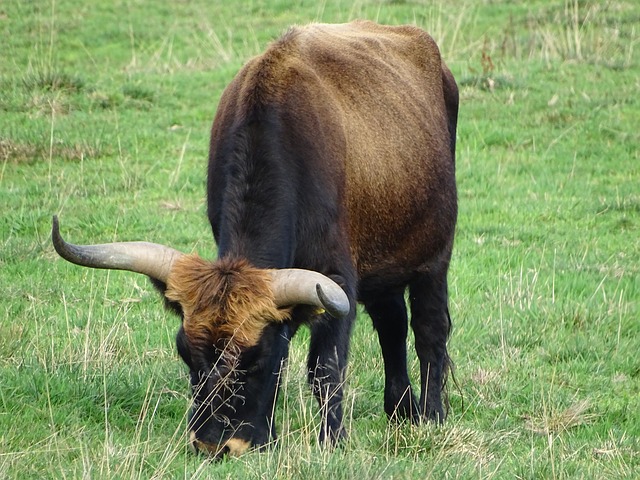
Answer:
1, 0, 639, 478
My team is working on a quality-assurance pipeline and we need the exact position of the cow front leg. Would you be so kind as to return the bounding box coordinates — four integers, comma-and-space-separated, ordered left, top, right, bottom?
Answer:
409, 270, 452, 423
307, 308, 354, 445
255, 323, 293, 449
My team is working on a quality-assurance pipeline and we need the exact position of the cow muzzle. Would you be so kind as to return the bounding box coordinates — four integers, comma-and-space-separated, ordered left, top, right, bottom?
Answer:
189, 431, 250, 458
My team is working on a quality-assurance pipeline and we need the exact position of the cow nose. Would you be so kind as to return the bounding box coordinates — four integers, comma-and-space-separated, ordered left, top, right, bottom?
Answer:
189, 431, 250, 458
189, 431, 200, 454
189, 431, 225, 458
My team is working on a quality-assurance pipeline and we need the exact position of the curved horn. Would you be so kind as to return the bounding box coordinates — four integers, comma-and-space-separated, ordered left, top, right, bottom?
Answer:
51, 216, 184, 283
269, 269, 350, 319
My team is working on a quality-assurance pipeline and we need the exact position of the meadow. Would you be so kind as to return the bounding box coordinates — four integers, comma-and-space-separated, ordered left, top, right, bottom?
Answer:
1, 0, 638, 478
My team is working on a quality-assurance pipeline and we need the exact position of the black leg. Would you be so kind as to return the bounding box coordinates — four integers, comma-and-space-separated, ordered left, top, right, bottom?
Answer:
306, 269, 355, 445
409, 270, 452, 423
263, 324, 293, 447
363, 291, 419, 422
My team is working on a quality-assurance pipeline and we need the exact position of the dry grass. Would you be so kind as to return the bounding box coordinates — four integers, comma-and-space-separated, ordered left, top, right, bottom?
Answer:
523, 399, 597, 436
2, 0, 638, 478
0, 138, 104, 164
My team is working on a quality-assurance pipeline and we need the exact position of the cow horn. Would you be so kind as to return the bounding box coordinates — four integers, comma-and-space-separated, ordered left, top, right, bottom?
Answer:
51, 216, 184, 283
269, 269, 350, 319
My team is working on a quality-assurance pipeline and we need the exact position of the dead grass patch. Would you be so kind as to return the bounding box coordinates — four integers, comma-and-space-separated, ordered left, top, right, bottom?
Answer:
0, 139, 105, 164
523, 399, 597, 435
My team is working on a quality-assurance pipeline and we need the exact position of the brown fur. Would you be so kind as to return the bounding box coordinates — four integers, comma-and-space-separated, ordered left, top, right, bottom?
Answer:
165, 256, 291, 349
211, 21, 457, 280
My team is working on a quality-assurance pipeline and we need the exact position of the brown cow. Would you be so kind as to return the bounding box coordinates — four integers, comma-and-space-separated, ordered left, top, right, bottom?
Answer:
53, 20, 459, 457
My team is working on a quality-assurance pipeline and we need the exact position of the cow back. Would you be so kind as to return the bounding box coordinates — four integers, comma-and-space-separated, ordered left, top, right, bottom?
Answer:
209, 21, 458, 285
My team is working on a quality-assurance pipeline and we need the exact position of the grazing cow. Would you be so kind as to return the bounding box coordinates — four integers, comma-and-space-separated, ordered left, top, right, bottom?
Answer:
52, 20, 458, 458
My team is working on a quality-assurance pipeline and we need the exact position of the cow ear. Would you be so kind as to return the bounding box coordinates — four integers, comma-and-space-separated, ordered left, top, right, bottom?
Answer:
149, 276, 184, 318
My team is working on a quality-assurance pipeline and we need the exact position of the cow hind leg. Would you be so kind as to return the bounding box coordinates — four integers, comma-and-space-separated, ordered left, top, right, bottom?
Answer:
409, 270, 452, 423
363, 291, 419, 422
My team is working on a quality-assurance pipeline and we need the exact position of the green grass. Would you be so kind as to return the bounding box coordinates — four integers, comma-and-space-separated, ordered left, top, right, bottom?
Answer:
1, 0, 638, 478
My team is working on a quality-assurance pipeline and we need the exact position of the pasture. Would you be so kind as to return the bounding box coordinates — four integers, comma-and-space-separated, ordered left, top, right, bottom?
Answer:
1, 0, 638, 478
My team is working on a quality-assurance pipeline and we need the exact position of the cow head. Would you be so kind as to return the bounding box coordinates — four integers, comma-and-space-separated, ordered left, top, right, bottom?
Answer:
166, 255, 291, 457
51, 216, 349, 457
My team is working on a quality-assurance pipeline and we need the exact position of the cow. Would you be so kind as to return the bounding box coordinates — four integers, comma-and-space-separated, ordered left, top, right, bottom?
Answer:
52, 20, 459, 458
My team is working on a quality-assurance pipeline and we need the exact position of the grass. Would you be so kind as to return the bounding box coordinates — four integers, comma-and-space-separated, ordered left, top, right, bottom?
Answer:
1, 0, 639, 478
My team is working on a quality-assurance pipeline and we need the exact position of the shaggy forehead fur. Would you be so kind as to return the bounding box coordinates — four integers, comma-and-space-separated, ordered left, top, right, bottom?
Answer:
165, 256, 290, 349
